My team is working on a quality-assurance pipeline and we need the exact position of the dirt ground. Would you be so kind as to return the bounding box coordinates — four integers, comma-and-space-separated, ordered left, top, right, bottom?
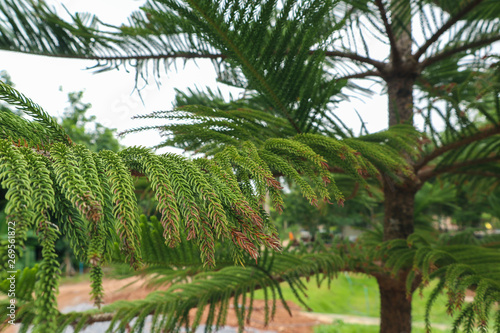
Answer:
3, 276, 327, 333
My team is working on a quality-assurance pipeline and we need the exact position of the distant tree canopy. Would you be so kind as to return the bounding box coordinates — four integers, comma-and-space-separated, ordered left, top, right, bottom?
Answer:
59, 90, 122, 153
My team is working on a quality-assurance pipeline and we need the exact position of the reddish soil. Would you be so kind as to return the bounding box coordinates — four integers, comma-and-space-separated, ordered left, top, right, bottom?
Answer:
3, 277, 325, 333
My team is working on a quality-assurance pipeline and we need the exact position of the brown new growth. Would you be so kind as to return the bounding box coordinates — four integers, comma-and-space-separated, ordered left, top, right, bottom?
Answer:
265, 176, 283, 190
77, 192, 102, 223
231, 228, 259, 260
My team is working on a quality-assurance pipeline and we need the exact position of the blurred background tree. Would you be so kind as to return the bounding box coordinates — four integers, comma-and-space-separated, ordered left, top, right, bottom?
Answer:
60, 90, 122, 153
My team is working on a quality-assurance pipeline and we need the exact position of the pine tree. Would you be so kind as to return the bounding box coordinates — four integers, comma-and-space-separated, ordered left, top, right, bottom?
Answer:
0, 1, 499, 332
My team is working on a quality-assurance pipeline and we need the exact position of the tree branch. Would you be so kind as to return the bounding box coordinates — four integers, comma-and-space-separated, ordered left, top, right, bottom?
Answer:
374, 0, 400, 66
414, 124, 500, 172
413, 0, 486, 61
62, 262, 385, 328
5, 47, 387, 71
322, 51, 386, 70
447, 170, 500, 178
1, 49, 228, 62
420, 35, 500, 69
336, 70, 382, 81
418, 156, 500, 182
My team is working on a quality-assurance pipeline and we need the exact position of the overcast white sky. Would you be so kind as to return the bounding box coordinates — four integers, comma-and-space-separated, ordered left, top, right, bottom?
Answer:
1, 0, 388, 152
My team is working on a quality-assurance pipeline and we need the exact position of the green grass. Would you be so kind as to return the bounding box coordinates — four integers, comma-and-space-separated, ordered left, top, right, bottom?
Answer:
314, 320, 449, 333
59, 272, 90, 284
58, 269, 462, 330
254, 272, 455, 326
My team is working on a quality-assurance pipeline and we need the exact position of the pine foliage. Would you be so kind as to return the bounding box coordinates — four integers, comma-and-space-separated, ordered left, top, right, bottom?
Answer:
0, 79, 415, 331
415, 60, 500, 186
369, 231, 500, 333
0, 0, 350, 132
3, 215, 344, 333
1, 0, 499, 332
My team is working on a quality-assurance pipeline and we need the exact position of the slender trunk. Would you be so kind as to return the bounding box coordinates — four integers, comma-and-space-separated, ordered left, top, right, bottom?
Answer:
378, 2, 417, 331
377, 271, 412, 333
383, 180, 416, 241
377, 183, 417, 333
387, 0, 415, 127
378, 84, 417, 332
387, 75, 415, 126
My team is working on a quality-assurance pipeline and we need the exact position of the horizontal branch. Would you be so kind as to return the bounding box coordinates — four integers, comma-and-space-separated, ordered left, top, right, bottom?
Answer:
420, 35, 500, 69
418, 156, 500, 182
63, 271, 307, 327
5, 48, 386, 72
65, 261, 386, 328
413, 0, 485, 61
336, 70, 382, 81
447, 170, 500, 178
323, 51, 386, 70
1, 49, 228, 62
414, 125, 500, 172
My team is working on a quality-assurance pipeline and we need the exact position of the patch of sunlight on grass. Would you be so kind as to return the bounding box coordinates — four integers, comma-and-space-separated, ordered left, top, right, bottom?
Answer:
314, 320, 449, 333
254, 272, 455, 325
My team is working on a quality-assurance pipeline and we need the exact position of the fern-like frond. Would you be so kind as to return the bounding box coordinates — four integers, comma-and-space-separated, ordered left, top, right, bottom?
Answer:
0, 139, 33, 268
98, 149, 142, 269
125, 103, 419, 200
57, 237, 343, 333
376, 232, 500, 333
0, 81, 71, 145
1, 85, 370, 330
1, 0, 351, 132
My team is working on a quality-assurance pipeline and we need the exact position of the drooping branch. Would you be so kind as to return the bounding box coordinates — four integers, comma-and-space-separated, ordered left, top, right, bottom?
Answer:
57, 262, 385, 329
345, 182, 360, 201
374, 0, 400, 66
413, 0, 486, 61
418, 156, 500, 182
414, 125, 500, 172
419, 35, 500, 69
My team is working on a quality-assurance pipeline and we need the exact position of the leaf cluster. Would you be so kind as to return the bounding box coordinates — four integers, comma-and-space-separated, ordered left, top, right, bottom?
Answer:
372, 231, 500, 333
1, 80, 407, 331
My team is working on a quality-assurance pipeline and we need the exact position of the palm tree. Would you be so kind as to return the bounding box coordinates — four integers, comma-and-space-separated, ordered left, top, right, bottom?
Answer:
0, 0, 499, 332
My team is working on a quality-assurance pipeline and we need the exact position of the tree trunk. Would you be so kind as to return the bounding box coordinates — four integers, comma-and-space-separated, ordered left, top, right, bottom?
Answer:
379, 87, 416, 330
387, 75, 415, 126
379, 128, 418, 331
377, 271, 412, 333
386, 0, 416, 127
378, 181, 417, 333
379, 1, 417, 328
383, 180, 417, 241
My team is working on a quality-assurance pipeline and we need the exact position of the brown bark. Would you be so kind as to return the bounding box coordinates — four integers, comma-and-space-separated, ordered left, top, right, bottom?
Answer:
377, 2, 418, 331
383, 179, 417, 241
386, 75, 416, 126
383, 0, 417, 239
377, 272, 413, 333
385, 0, 416, 127
379, 177, 417, 328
